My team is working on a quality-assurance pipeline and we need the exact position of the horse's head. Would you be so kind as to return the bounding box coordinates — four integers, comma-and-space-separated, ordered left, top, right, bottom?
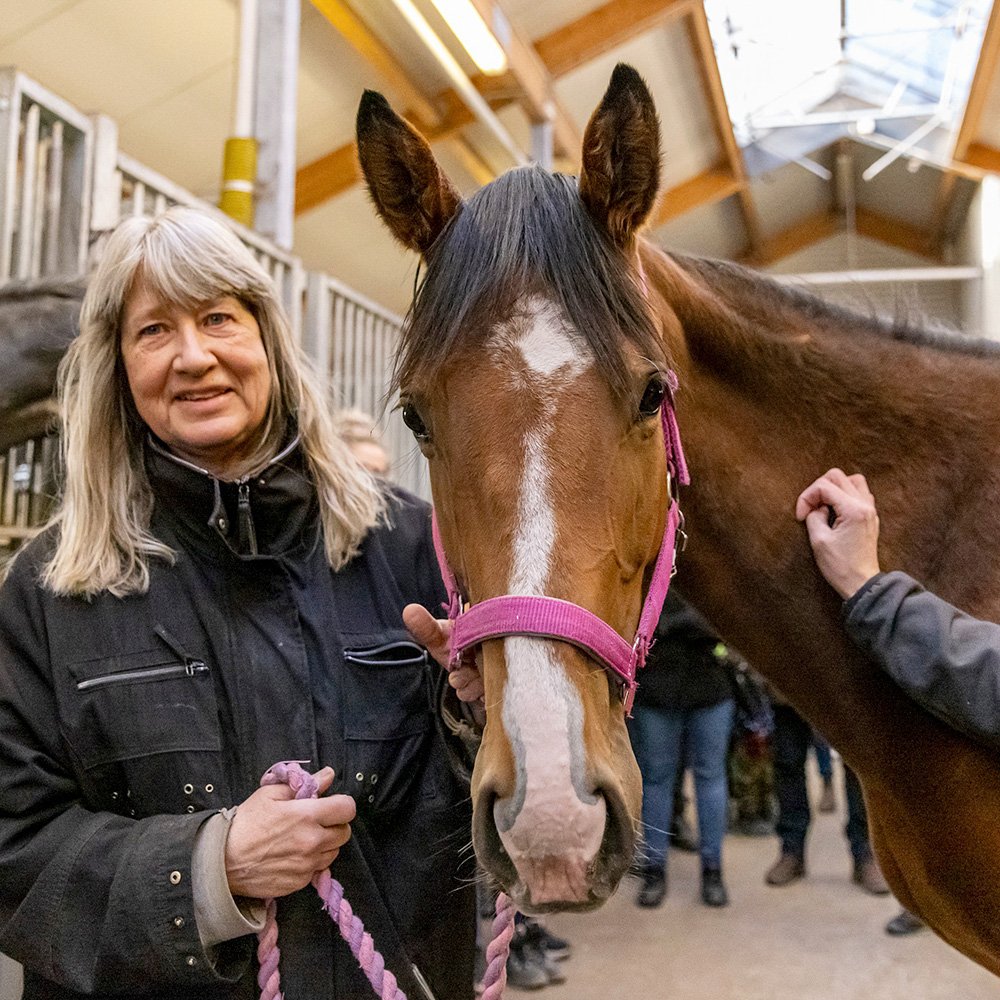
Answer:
358, 66, 672, 912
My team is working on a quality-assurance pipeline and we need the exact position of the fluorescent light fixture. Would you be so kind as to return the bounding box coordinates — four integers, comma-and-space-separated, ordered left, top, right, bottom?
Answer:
429, 0, 508, 75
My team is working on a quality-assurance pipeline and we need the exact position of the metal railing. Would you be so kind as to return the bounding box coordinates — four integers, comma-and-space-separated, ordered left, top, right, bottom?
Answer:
304, 272, 428, 500
0, 69, 92, 284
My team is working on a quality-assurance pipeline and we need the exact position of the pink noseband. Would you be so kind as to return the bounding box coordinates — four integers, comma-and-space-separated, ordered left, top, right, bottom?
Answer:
431, 376, 689, 715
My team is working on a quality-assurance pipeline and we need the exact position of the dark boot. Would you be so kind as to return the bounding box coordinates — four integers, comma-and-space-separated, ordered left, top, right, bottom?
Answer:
853, 856, 890, 895
886, 909, 925, 935
701, 867, 729, 907
765, 852, 805, 886
636, 866, 667, 908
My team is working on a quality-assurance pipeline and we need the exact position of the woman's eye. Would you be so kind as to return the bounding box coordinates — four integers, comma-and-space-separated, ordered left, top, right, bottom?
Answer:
204, 312, 228, 326
638, 376, 666, 419
138, 323, 163, 337
401, 403, 430, 442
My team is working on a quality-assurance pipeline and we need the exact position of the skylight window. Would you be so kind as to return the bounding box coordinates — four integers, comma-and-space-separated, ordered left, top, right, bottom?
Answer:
706, 0, 991, 160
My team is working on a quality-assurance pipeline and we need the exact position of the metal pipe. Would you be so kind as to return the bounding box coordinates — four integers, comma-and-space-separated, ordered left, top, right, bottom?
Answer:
221, 0, 259, 226
389, 0, 527, 167
774, 266, 982, 286
234, 0, 258, 137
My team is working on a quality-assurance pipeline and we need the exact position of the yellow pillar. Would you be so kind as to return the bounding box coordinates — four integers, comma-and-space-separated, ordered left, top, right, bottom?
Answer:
219, 136, 258, 227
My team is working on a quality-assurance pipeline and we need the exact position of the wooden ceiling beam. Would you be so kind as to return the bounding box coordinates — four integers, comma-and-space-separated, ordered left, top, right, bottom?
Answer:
962, 140, 1000, 173
534, 0, 695, 78
466, 0, 580, 163
648, 166, 742, 228
741, 211, 840, 269
932, 0, 1000, 245
683, 2, 761, 255
296, 0, 705, 214
309, 0, 440, 131
855, 207, 938, 261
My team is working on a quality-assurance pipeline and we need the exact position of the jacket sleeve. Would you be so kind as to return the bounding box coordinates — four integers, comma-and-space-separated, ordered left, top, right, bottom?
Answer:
0, 554, 252, 993
843, 570, 1000, 752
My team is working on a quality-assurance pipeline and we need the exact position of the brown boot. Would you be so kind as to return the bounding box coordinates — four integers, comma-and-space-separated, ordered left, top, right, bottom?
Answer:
853, 857, 890, 895
765, 852, 805, 886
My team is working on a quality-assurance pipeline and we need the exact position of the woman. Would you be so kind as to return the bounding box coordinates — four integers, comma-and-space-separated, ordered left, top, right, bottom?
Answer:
0, 207, 477, 999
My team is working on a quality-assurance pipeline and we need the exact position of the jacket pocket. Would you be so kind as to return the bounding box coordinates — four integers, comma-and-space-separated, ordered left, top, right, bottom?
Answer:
63, 646, 222, 770
341, 632, 435, 816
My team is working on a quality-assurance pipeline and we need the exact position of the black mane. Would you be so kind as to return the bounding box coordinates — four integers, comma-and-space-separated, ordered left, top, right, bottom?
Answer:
394, 165, 664, 398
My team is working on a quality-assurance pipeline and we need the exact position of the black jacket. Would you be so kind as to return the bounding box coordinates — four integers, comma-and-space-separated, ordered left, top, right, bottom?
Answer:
844, 570, 1000, 753
0, 442, 474, 999
635, 590, 734, 712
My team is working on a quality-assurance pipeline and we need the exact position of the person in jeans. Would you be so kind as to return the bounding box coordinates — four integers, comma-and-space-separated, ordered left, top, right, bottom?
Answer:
629, 591, 736, 908
765, 701, 890, 895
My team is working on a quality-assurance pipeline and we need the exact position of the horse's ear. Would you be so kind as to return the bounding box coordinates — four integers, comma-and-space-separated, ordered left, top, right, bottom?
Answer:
578, 64, 661, 248
356, 90, 462, 255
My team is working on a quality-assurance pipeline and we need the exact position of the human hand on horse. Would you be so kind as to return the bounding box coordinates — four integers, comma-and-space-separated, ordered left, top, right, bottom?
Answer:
403, 603, 485, 705
225, 766, 355, 899
796, 468, 882, 600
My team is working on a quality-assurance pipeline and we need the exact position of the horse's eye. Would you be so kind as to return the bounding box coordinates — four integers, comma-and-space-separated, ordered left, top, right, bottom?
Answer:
638, 376, 666, 419
401, 403, 430, 442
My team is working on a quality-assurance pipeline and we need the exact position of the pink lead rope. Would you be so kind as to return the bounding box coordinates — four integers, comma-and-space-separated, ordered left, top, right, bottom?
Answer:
433, 384, 689, 716
256, 761, 408, 1000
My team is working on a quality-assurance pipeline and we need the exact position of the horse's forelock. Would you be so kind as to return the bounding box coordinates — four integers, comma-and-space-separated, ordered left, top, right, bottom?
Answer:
393, 166, 664, 398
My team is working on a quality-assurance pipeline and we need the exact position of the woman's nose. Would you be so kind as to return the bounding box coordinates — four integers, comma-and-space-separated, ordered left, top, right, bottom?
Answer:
173, 320, 215, 372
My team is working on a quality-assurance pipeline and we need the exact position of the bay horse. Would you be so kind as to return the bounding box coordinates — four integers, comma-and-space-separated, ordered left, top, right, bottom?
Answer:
0, 280, 82, 451
357, 64, 1000, 975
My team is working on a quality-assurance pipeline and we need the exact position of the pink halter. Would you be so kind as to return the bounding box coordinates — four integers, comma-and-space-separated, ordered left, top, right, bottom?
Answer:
431, 376, 689, 715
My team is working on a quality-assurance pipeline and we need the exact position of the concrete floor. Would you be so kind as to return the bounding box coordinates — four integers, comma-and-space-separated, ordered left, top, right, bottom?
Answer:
2, 770, 996, 999
531, 782, 998, 1000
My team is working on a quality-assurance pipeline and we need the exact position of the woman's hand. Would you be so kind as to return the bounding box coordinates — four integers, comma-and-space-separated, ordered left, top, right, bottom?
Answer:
796, 468, 882, 600
225, 766, 355, 899
403, 603, 485, 704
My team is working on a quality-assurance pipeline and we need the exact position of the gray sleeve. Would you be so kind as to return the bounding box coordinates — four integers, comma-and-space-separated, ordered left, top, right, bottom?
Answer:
843, 570, 1000, 751
191, 809, 266, 951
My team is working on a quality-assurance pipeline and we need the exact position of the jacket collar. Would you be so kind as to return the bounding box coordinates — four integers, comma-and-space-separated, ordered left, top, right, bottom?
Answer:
145, 434, 320, 558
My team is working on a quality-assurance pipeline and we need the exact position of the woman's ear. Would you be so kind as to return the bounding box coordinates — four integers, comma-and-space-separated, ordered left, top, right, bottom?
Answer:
356, 90, 462, 255
578, 64, 661, 249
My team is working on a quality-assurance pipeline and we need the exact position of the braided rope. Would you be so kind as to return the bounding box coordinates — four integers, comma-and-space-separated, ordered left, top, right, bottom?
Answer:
255, 761, 407, 1000
478, 892, 515, 1000
254, 760, 514, 999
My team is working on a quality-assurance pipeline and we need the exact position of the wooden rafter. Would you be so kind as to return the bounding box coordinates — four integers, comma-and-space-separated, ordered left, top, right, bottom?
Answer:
932, 0, 1000, 245
683, 2, 761, 253
855, 207, 937, 261
741, 207, 938, 269
296, 0, 732, 220
534, 0, 695, 78
309, 0, 440, 131
742, 212, 840, 268
649, 167, 742, 228
466, 0, 580, 163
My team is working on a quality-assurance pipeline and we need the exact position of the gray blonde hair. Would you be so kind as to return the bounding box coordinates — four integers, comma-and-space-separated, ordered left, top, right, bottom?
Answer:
43, 206, 383, 597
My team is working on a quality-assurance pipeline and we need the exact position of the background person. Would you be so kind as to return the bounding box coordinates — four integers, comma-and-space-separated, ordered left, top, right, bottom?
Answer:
629, 591, 736, 908
0, 207, 477, 999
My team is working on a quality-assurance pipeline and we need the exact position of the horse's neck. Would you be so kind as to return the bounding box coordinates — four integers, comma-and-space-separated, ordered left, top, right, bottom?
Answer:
652, 251, 1000, 757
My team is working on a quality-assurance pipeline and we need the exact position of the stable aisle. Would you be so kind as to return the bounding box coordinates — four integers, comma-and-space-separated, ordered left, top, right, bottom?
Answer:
533, 783, 996, 999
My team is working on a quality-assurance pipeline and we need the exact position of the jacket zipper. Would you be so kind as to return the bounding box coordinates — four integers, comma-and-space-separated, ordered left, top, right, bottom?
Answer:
237, 481, 259, 555
76, 660, 208, 692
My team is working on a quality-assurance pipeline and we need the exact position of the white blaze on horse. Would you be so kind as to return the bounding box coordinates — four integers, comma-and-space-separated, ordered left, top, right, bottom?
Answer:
358, 64, 1000, 977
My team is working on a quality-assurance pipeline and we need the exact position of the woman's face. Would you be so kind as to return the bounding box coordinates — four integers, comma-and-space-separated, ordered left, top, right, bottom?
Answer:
121, 279, 272, 478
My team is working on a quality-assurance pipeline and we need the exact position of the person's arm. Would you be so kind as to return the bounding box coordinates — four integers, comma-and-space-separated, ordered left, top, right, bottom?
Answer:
0, 562, 247, 992
0, 558, 354, 992
843, 571, 1000, 752
797, 468, 1000, 750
